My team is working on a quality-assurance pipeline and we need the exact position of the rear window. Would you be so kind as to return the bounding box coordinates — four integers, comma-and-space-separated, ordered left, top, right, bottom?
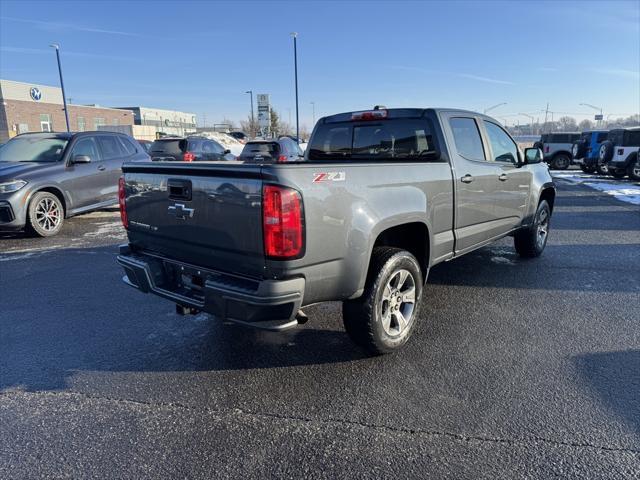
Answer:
149, 139, 186, 154
240, 142, 280, 161
307, 119, 437, 161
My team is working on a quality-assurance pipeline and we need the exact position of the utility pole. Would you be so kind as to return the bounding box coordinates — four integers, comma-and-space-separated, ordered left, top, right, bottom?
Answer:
543, 102, 549, 133
245, 91, 254, 137
291, 32, 299, 143
50, 43, 70, 132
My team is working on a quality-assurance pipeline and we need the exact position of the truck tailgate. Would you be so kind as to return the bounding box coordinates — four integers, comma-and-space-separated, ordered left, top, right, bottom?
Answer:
122, 162, 265, 278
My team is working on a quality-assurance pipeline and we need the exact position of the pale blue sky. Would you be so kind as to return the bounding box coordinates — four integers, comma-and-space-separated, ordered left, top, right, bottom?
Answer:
1, 0, 638, 129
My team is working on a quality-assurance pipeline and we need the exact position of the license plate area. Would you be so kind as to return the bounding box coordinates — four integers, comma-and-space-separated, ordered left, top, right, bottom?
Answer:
163, 261, 206, 302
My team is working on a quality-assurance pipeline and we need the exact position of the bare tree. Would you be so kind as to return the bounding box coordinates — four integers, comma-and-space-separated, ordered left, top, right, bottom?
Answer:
240, 115, 259, 138
557, 116, 577, 131
578, 119, 594, 131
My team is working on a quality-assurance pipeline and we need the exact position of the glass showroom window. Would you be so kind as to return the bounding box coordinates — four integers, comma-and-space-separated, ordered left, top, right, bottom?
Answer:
40, 114, 52, 132
77, 117, 86, 132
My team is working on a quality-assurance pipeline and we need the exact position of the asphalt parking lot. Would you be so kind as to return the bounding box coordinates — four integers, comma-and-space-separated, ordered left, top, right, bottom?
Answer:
1, 174, 639, 478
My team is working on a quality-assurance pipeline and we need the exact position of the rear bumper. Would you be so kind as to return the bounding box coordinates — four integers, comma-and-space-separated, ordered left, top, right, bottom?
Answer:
116, 245, 305, 331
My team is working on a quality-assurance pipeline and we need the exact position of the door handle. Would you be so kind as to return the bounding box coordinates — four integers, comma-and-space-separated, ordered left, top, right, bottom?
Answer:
97, 165, 106, 171
461, 174, 474, 183
498, 173, 508, 181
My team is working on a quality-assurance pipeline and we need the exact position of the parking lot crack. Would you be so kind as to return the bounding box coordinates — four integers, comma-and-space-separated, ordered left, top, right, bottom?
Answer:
2, 390, 638, 455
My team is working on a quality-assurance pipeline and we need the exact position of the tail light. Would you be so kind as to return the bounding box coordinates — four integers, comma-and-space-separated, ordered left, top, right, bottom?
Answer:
277, 155, 288, 162
263, 185, 303, 259
118, 176, 128, 229
183, 151, 195, 162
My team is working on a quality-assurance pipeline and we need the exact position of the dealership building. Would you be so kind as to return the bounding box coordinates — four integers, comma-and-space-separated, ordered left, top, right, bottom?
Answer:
0, 79, 134, 143
113, 106, 197, 138
0, 79, 198, 142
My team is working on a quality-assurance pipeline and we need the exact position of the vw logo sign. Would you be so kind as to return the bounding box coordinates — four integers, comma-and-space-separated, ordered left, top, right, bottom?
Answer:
30, 87, 42, 101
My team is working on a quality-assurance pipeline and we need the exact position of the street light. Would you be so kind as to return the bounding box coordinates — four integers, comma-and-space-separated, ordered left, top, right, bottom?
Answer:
310, 101, 315, 125
291, 32, 299, 143
245, 90, 254, 137
50, 43, 70, 132
519, 113, 535, 135
484, 102, 507, 115
580, 103, 603, 126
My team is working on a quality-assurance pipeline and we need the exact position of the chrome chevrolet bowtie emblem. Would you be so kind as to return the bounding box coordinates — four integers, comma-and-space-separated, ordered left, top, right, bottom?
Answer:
167, 203, 194, 220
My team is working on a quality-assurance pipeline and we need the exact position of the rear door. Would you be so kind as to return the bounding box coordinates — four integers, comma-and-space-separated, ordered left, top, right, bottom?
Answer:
95, 134, 128, 203
481, 120, 531, 230
440, 113, 504, 253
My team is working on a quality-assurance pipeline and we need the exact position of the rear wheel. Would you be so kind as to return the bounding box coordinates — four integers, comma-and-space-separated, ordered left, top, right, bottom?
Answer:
343, 247, 423, 355
627, 154, 640, 181
551, 154, 570, 170
514, 200, 551, 258
580, 164, 596, 174
596, 158, 609, 175
27, 191, 64, 237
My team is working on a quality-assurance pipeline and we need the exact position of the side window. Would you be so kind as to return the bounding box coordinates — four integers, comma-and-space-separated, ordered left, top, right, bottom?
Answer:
211, 141, 224, 154
449, 117, 486, 161
188, 140, 203, 153
70, 137, 100, 161
96, 135, 125, 160
485, 122, 518, 164
118, 137, 137, 156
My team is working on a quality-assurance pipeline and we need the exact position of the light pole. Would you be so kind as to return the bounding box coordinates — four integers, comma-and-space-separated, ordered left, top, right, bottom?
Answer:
245, 90, 254, 137
50, 44, 70, 132
519, 113, 535, 135
580, 103, 603, 126
310, 101, 315, 125
484, 102, 507, 115
291, 32, 299, 143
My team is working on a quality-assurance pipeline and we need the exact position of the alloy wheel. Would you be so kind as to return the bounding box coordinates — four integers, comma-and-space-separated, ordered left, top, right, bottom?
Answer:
380, 269, 416, 337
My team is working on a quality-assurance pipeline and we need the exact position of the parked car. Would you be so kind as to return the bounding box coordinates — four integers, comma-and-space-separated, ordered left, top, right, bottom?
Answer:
228, 131, 248, 143
533, 132, 581, 169
571, 130, 608, 174
0, 131, 149, 236
116, 107, 554, 354
148, 136, 234, 162
238, 137, 303, 163
137, 139, 153, 153
598, 127, 640, 180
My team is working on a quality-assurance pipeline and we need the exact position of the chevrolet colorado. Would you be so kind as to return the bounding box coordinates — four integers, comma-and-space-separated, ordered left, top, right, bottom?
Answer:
117, 108, 555, 354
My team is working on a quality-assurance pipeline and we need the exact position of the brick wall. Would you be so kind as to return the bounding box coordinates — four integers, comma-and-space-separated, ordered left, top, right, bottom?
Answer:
0, 100, 134, 142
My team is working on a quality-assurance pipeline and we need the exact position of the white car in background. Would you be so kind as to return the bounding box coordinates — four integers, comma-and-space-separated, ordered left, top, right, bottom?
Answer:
199, 132, 244, 157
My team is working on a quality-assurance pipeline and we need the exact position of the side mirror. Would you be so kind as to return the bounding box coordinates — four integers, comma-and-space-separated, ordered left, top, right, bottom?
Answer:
524, 147, 543, 164
72, 154, 91, 164
224, 149, 231, 155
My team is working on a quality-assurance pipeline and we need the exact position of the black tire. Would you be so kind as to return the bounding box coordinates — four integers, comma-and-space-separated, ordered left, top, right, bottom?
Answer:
27, 191, 64, 237
596, 159, 609, 175
609, 168, 626, 179
626, 153, 640, 181
343, 247, 423, 355
551, 153, 571, 170
580, 164, 596, 174
598, 141, 614, 164
514, 200, 551, 258
572, 141, 587, 160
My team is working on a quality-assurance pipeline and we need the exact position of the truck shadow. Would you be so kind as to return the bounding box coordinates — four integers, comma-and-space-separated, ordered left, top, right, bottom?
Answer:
428, 243, 640, 293
572, 350, 640, 435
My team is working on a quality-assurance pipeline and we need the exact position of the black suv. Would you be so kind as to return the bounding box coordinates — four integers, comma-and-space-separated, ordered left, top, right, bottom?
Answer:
0, 131, 149, 236
148, 136, 234, 162
238, 137, 303, 163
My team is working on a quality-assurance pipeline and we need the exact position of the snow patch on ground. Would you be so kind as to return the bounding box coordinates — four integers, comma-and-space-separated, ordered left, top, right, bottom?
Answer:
83, 222, 126, 238
552, 172, 640, 206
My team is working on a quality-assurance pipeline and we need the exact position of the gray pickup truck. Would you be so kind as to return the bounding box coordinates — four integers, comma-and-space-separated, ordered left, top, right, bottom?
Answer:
117, 108, 555, 354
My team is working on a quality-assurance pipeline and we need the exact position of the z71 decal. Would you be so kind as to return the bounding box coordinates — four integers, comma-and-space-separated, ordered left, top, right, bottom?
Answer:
313, 171, 346, 183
